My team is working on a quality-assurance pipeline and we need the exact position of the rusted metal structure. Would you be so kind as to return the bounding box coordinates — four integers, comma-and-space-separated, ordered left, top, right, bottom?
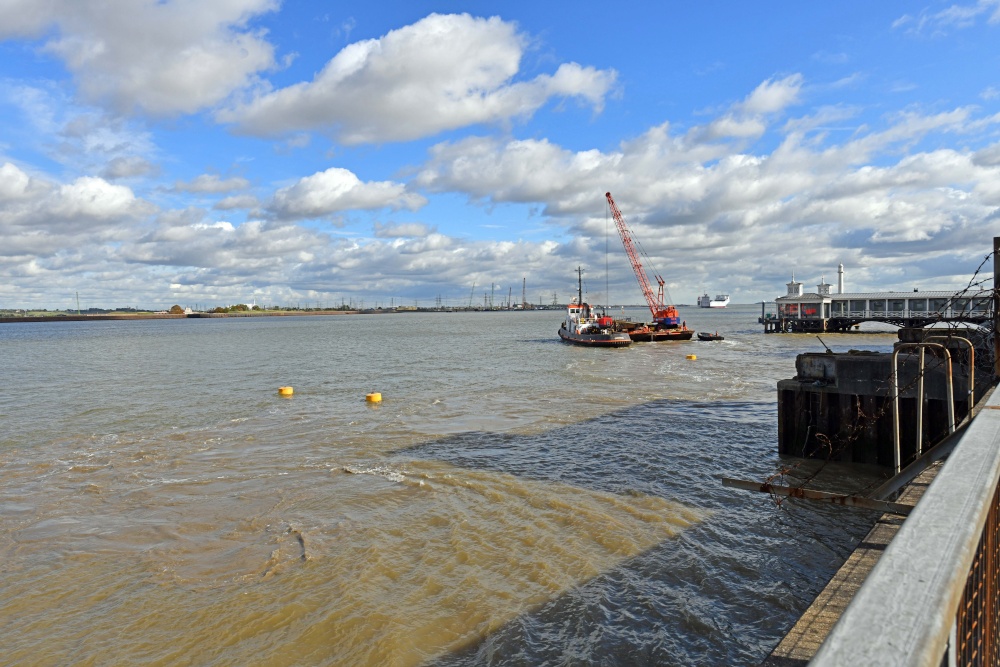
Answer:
776, 329, 987, 467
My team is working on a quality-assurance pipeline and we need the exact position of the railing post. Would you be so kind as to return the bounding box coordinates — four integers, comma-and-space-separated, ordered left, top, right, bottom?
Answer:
994, 236, 999, 379
892, 343, 954, 474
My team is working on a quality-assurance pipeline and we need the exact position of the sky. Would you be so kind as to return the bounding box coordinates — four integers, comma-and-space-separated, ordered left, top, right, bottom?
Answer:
1, 1, 1000, 310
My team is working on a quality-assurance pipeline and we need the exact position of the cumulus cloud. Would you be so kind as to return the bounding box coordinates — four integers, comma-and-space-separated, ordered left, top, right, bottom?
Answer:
220, 13, 617, 144
214, 194, 260, 210
0, 0, 59, 38
267, 167, 426, 220
0, 162, 43, 202
102, 156, 157, 179
127, 219, 323, 270
3, 69, 1000, 308
174, 174, 251, 193
0, 162, 154, 267
411, 85, 1000, 294
0, 0, 280, 115
373, 222, 433, 238
695, 74, 803, 143
47, 177, 144, 224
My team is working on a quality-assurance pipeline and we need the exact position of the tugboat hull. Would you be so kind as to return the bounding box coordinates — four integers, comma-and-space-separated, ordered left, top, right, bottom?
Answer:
558, 326, 632, 347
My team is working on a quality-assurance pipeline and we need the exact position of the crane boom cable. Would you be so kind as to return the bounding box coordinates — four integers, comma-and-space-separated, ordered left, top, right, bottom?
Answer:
636, 244, 676, 306
629, 222, 676, 306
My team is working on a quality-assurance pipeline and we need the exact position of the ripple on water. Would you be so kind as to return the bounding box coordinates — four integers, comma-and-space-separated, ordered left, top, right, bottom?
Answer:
0, 310, 886, 665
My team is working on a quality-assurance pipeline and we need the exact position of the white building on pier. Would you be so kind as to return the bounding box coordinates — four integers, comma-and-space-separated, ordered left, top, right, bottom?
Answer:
762, 266, 992, 333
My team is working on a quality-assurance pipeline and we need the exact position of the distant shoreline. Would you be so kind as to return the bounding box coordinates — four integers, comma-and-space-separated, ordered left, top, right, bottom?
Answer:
0, 310, 364, 324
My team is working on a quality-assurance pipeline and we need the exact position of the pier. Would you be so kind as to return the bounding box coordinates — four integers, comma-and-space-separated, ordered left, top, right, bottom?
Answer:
758, 240, 1000, 665
760, 266, 992, 333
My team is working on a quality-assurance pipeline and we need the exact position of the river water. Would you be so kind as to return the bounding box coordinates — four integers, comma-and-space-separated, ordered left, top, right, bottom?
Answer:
0, 306, 897, 666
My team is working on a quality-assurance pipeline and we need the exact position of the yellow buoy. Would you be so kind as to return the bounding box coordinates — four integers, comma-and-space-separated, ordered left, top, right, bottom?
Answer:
278, 386, 294, 396
686, 354, 697, 360
366, 392, 382, 403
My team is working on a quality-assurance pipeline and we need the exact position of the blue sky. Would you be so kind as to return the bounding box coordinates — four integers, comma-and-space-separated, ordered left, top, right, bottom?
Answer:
1, 1, 999, 309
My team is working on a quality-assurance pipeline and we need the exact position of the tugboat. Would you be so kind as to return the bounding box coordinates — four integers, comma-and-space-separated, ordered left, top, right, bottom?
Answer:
557, 268, 632, 347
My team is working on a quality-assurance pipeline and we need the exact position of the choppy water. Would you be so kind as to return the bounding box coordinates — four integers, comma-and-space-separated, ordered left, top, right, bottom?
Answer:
0, 306, 897, 666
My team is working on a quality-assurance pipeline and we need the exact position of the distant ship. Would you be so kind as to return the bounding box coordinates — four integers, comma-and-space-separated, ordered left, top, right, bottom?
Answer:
698, 293, 730, 308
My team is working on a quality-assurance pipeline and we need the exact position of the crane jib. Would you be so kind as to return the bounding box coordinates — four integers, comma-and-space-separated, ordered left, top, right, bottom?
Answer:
605, 192, 680, 328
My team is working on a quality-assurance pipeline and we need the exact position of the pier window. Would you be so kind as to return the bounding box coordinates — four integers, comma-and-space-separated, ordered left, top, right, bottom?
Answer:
831, 300, 847, 316
953, 298, 970, 314
801, 303, 820, 318
870, 299, 886, 314
930, 298, 950, 315
849, 300, 866, 315
970, 298, 990, 314
780, 302, 798, 317
909, 298, 927, 313
889, 299, 905, 314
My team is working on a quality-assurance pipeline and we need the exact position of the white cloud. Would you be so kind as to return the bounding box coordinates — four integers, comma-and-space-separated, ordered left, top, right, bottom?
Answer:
0, 163, 150, 236
220, 13, 617, 144
689, 75, 803, 144
174, 174, 251, 193
0, 0, 59, 38
0, 0, 280, 115
894, 0, 1000, 35
373, 222, 433, 238
739, 74, 803, 115
102, 155, 157, 180
267, 167, 427, 220
3, 70, 1000, 307
0, 162, 41, 201
1, 83, 159, 173
46, 177, 149, 229
411, 84, 1000, 293
214, 194, 260, 210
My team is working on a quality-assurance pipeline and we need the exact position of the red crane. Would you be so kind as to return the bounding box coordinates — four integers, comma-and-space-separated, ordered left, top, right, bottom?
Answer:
605, 192, 681, 328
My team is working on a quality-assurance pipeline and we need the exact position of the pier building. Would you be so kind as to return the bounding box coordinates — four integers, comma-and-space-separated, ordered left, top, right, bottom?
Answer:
760, 265, 992, 333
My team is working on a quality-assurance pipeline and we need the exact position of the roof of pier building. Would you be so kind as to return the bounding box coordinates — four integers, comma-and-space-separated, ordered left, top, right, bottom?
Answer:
775, 290, 981, 303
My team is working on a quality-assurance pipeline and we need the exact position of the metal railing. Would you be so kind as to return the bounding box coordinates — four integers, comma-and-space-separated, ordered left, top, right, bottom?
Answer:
811, 388, 1000, 666
890, 343, 955, 475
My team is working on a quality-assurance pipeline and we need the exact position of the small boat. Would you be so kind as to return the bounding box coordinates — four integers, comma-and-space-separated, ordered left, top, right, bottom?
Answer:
698, 293, 730, 308
557, 268, 632, 348
697, 331, 724, 341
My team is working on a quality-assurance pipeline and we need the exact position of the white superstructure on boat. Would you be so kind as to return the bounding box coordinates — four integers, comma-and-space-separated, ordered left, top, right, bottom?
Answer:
698, 293, 730, 308
557, 267, 631, 347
